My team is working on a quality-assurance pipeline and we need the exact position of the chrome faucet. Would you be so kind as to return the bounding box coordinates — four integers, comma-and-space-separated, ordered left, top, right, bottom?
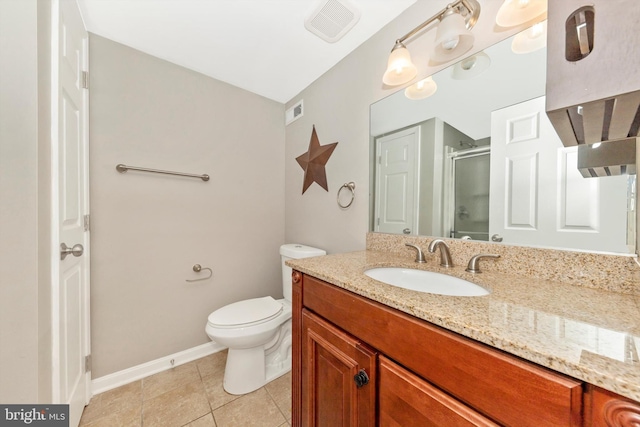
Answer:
466, 254, 501, 273
405, 244, 426, 263
428, 239, 453, 267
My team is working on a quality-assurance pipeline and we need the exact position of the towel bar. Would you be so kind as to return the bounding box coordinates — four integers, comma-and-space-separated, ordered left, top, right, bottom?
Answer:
116, 164, 209, 182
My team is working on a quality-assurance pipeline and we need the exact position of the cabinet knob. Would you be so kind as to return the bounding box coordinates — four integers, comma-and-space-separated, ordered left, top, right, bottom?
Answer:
292, 271, 301, 284
354, 369, 369, 388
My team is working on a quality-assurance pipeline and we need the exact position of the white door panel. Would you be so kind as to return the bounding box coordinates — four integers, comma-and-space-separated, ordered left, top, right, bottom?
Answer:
506, 152, 538, 229
374, 127, 419, 234
490, 96, 629, 252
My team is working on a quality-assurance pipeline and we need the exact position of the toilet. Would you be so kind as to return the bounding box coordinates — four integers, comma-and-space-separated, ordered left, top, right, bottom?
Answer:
205, 243, 326, 395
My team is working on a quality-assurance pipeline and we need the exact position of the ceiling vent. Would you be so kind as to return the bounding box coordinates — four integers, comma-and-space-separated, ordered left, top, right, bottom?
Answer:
286, 100, 304, 125
304, 0, 361, 43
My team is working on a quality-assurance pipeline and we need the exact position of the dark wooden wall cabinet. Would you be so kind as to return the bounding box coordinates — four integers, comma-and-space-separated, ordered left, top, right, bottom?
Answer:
291, 271, 640, 427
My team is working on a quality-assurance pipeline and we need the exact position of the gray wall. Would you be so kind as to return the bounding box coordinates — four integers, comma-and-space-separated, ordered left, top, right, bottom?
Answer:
284, 0, 521, 254
417, 118, 441, 236
0, 0, 53, 403
89, 35, 286, 377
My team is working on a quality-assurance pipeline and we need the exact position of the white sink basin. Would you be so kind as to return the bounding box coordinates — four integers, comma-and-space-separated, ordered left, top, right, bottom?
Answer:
364, 268, 489, 297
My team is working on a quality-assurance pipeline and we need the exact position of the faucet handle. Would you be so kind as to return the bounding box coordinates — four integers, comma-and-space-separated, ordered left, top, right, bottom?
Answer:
405, 243, 426, 263
466, 254, 500, 273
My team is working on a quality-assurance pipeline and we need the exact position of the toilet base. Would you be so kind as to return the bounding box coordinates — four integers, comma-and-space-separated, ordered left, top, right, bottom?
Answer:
265, 320, 292, 383
223, 347, 266, 395
223, 320, 292, 395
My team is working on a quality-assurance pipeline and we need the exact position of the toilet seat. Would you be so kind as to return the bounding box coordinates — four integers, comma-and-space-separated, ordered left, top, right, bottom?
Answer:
208, 296, 283, 329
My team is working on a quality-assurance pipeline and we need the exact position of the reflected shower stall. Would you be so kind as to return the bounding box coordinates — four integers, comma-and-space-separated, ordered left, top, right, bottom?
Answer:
444, 146, 490, 241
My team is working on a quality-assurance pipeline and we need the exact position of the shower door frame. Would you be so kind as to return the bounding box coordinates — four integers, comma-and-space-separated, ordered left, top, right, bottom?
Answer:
443, 145, 491, 240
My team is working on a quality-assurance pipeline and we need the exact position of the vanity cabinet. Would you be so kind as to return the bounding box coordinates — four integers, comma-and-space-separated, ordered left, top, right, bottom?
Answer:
292, 271, 584, 427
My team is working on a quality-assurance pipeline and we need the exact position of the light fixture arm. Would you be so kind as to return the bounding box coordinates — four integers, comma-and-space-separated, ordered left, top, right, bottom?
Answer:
395, 0, 480, 46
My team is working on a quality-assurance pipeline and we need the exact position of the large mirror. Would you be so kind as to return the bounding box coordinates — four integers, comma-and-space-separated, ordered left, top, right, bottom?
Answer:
370, 31, 636, 254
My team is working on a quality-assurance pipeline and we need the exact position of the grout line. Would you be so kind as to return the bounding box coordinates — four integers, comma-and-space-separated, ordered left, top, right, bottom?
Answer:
139, 377, 144, 427
264, 384, 288, 424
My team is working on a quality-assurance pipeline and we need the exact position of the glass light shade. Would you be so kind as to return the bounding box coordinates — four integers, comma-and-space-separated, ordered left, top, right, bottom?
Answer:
404, 76, 438, 100
382, 44, 417, 86
511, 21, 547, 54
451, 52, 491, 79
432, 11, 474, 62
496, 0, 547, 27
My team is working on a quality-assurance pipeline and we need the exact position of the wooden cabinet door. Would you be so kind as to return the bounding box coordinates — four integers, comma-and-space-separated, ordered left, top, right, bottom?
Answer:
379, 355, 499, 427
301, 309, 376, 427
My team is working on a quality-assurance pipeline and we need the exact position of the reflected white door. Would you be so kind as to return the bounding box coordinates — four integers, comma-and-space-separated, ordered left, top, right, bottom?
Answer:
489, 96, 629, 252
53, 1, 90, 425
374, 126, 420, 234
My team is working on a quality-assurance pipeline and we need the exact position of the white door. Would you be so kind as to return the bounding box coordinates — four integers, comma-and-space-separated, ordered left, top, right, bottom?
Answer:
489, 96, 629, 252
53, 1, 90, 425
374, 127, 420, 234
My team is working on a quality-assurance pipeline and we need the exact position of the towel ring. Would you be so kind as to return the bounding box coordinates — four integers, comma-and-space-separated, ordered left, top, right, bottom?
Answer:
186, 264, 212, 282
337, 182, 356, 209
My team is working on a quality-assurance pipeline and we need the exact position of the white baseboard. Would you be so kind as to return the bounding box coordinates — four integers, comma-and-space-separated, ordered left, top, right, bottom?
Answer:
91, 341, 226, 396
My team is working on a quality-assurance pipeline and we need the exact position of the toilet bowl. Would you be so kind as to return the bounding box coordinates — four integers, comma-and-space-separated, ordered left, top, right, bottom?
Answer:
205, 244, 325, 395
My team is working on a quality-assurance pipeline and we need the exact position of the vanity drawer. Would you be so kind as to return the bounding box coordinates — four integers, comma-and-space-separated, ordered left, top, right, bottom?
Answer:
379, 355, 498, 427
302, 274, 583, 427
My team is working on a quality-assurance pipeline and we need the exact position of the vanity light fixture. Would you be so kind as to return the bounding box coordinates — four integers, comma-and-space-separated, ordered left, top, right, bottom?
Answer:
382, 41, 417, 86
496, 0, 547, 28
451, 51, 491, 79
405, 76, 438, 100
511, 21, 547, 54
382, 0, 481, 86
432, 6, 475, 62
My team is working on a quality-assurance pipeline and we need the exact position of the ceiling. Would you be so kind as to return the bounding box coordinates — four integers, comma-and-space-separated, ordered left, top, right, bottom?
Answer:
77, 0, 417, 104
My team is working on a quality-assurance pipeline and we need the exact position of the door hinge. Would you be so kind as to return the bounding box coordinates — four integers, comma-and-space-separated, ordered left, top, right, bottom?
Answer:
82, 71, 89, 89
85, 355, 92, 373
84, 214, 90, 232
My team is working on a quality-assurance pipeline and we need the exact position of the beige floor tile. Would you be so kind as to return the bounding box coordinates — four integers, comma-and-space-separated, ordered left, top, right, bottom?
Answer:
201, 369, 241, 411
79, 405, 141, 427
212, 387, 285, 427
188, 412, 217, 427
265, 372, 291, 421
142, 380, 211, 427
143, 361, 201, 401
196, 350, 227, 379
81, 353, 292, 427
79, 380, 142, 426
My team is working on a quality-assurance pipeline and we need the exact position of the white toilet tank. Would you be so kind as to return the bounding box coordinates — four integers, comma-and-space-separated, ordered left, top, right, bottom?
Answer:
280, 244, 326, 301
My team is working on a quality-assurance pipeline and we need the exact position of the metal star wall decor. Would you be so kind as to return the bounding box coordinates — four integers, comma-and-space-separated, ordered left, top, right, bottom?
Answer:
296, 125, 338, 194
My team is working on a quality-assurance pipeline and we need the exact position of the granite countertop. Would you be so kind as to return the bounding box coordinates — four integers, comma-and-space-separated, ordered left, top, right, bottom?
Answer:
287, 250, 640, 402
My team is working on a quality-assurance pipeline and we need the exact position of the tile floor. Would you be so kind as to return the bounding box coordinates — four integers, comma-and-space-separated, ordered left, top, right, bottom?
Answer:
79, 350, 291, 427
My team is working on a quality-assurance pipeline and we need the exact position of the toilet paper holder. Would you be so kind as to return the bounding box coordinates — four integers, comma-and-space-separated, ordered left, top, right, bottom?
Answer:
186, 264, 213, 282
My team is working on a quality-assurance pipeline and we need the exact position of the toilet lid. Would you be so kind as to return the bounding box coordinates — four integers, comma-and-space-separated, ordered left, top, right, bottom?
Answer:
208, 296, 283, 327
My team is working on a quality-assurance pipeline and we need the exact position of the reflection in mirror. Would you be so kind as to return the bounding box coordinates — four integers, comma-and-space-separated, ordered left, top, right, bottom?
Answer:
370, 30, 636, 254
